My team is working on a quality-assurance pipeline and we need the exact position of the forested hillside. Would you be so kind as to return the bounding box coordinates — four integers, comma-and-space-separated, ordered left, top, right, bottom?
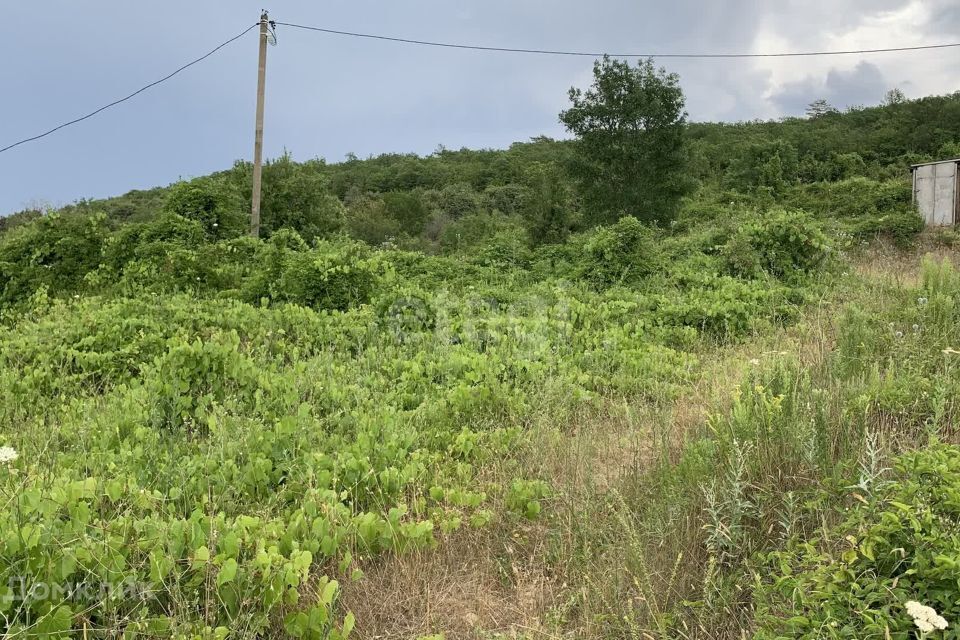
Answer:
2, 60, 960, 639
5, 91, 960, 250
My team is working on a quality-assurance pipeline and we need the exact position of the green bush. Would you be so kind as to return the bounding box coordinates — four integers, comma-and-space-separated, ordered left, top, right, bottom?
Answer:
577, 216, 661, 287
275, 239, 382, 311
430, 182, 481, 219
164, 177, 246, 239
722, 208, 830, 279
101, 213, 207, 275
382, 191, 429, 235
438, 211, 525, 253
848, 205, 925, 247
345, 195, 403, 245
0, 212, 108, 307
755, 444, 960, 639
471, 231, 532, 269
784, 178, 922, 245
724, 140, 799, 193
225, 155, 345, 241
482, 183, 530, 217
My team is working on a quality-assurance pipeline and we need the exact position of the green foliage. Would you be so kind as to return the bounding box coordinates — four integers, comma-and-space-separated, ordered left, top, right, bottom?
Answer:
505, 479, 550, 519
522, 162, 577, 245
482, 183, 530, 217
431, 182, 482, 219
275, 238, 382, 311
3, 75, 959, 640
721, 209, 831, 278
439, 211, 526, 254
755, 444, 960, 639
577, 216, 661, 287
0, 212, 108, 308
725, 141, 799, 193
226, 154, 345, 241
345, 194, 402, 245
149, 332, 260, 433
560, 56, 694, 225
164, 177, 246, 238
382, 191, 429, 235
783, 177, 919, 243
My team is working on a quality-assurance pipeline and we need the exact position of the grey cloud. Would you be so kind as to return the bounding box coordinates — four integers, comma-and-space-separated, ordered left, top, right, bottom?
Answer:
0, 1, 956, 213
770, 61, 888, 115
926, 0, 960, 37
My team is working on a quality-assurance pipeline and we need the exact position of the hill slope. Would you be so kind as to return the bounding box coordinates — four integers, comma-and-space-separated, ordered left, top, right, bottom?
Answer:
0, 91, 959, 639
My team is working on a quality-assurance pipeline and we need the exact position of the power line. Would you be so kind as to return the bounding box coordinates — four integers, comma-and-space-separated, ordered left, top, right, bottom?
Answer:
276, 21, 960, 59
0, 23, 259, 155
4, 17, 958, 158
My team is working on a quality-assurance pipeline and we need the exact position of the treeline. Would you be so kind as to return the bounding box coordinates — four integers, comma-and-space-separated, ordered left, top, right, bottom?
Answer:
4, 91, 956, 244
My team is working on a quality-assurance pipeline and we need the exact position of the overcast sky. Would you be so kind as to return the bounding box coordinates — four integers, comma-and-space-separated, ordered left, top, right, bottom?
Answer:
2, 1, 959, 214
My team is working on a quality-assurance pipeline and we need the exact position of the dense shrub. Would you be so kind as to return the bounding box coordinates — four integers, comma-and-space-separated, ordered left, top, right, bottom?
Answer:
471, 231, 532, 269
522, 163, 578, 245
438, 211, 525, 253
102, 213, 207, 271
428, 182, 481, 219
724, 140, 799, 192
576, 216, 661, 287
224, 155, 345, 241
755, 444, 960, 639
782, 178, 923, 245
722, 208, 830, 278
164, 177, 246, 239
148, 333, 260, 433
0, 212, 108, 307
275, 239, 382, 311
382, 191, 429, 235
656, 273, 798, 335
482, 183, 530, 217
345, 195, 404, 246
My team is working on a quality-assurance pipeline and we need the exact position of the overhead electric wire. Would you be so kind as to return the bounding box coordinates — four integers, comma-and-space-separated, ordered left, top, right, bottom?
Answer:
5, 16, 960, 157
0, 22, 259, 155
275, 21, 960, 59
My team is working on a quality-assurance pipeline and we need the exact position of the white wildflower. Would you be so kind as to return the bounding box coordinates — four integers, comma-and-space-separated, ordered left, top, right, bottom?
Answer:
905, 601, 948, 634
913, 324, 920, 332
749, 358, 760, 366
895, 331, 904, 339
918, 297, 929, 306
0, 446, 18, 465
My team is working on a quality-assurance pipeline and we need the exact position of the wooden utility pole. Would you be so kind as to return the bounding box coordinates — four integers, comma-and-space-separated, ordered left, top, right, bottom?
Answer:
250, 11, 269, 238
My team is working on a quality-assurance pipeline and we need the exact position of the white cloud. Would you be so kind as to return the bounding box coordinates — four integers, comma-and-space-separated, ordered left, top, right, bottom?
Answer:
747, 1, 960, 116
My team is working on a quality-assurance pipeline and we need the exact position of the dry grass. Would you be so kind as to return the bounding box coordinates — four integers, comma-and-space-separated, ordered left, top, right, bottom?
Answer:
339, 522, 560, 639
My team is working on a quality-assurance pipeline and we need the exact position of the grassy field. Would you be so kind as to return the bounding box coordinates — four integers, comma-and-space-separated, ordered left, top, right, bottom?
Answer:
3, 92, 960, 638
332, 238, 960, 639
3, 225, 960, 638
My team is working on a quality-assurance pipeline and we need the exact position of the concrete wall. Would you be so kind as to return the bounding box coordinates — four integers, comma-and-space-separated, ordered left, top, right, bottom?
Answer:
914, 161, 957, 226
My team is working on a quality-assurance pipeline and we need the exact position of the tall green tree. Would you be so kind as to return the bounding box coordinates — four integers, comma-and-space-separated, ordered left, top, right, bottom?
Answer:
560, 56, 692, 226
